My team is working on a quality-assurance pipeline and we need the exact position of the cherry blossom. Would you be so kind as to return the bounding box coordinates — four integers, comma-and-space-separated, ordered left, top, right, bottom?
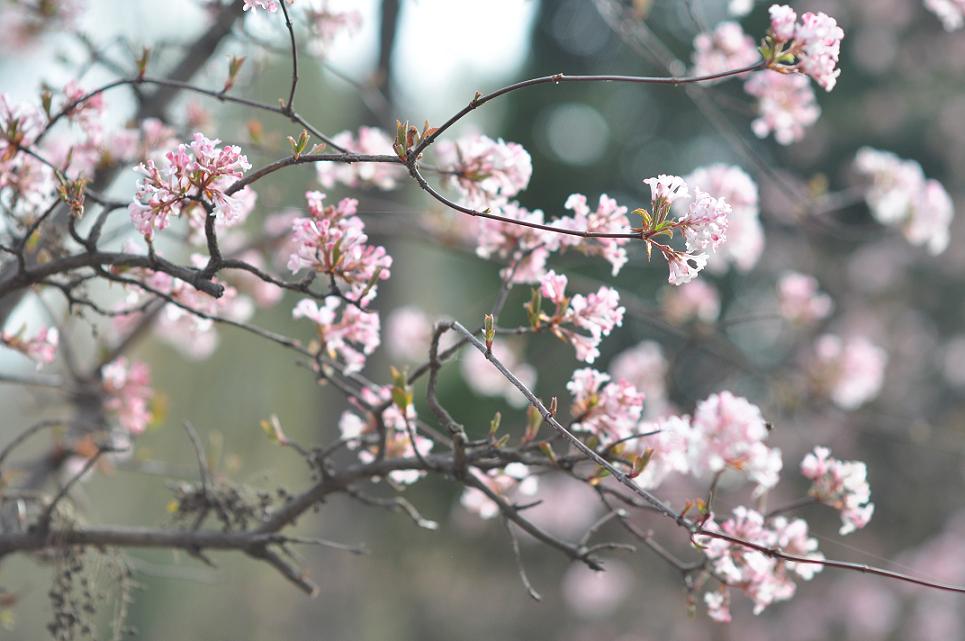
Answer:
535, 270, 625, 363
809, 334, 887, 410
637, 175, 729, 285
744, 70, 820, 145
551, 193, 630, 275
766, 5, 845, 92
286, 192, 392, 303
777, 271, 833, 325
435, 134, 532, 207
293, 298, 380, 374
801, 447, 874, 535
684, 164, 763, 272
924, 0, 965, 30
1, 325, 59, 368
692, 21, 760, 80
128, 133, 251, 238
689, 391, 782, 493
460, 463, 538, 519
315, 127, 404, 190
853, 147, 955, 255
567, 368, 644, 444
101, 358, 154, 435
699, 507, 823, 618
338, 386, 433, 485
661, 279, 721, 324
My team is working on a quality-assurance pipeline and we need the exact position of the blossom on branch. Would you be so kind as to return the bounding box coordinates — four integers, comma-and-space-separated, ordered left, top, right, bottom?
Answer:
698, 506, 823, 620
293, 297, 380, 374
128, 133, 251, 238
533, 270, 625, 363
635, 175, 730, 286
801, 446, 874, 535
474, 201, 560, 284
765, 5, 845, 92
683, 164, 763, 272
287, 192, 392, 304
567, 368, 644, 445
435, 134, 533, 208
551, 193, 631, 276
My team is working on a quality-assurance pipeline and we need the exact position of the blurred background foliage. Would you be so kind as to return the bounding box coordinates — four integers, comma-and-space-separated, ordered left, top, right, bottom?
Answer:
2, 0, 965, 639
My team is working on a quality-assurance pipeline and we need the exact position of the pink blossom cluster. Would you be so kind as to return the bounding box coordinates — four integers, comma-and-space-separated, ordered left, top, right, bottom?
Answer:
801, 447, 874, 534
552, 194, 631, 276
101, 357, 154, 435
660, 279, 721, 324
743, 71, 820, 145
537, 270, 625, 363
338, 386, 433, 485
567, 368, 644, 444
286, 192, 392, 304
293, 298, 380, 374
699, 507, 823, 621
689, 391, 782, 493
809, 334, 887, 410
0, 325, 59, 369
461, 338, 536, 408
128, 133, 252, 238
767, 5, 845, 92
565, 382, 780, 493
316, 127, 404, 190
853, 147, 955, 255
683, 164, 763, 272
925, 0, 965, 30
777, 271, 833, 325
435, 134, 533, 208
691, 21, 760, 80
639, 175, 731, 286
609, 340, 669, 418
460, 463, 538, 519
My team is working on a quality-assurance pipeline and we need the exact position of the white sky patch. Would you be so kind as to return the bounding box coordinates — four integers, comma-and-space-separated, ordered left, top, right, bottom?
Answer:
327, 0, 538, 120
